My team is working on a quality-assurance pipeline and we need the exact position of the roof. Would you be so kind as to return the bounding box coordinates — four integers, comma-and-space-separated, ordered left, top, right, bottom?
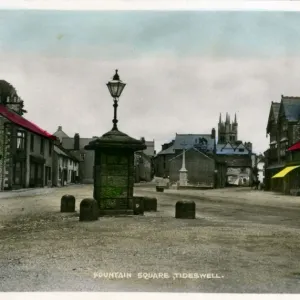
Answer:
53, 126, 69, 141
173, 133, 215, 152
288, 140, 300, 152
84, 129, 146, 151
0, 104, 56, 140
281, 96, 300, 122
157, 144, 175, 156
272, 102, 280, 122
54, 144, 80, 162
266, 102, 280, 133
216, 142, 250, 155
169, 146, 213, 161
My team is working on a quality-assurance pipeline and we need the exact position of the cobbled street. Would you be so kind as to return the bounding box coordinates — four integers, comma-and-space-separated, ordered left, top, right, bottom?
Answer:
1, 184, 300, 293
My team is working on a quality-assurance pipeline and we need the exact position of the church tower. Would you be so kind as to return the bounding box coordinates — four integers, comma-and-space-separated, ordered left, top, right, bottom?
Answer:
217, 113, 238, 144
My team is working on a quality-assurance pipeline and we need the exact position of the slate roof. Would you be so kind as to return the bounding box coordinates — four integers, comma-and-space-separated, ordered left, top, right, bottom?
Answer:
271, 102, 280, 122
216, 142, 250, 155
169, 147, 213, 161
281, 96, 300, 122
157, 144, 175, 156
54, 144, 80, 162
173, 133, 215, 152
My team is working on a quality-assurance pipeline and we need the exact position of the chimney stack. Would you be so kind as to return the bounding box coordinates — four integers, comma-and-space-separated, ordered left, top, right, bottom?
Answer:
74, 133, 80, 150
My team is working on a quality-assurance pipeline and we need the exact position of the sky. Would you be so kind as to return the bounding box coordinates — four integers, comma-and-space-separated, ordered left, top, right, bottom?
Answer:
1, 10, 300, 153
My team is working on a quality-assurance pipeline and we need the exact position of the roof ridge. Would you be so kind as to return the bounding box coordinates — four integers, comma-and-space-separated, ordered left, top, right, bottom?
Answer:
282, 96, 300, 99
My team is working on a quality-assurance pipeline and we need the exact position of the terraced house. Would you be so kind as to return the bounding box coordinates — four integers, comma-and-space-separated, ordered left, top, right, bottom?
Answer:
0, 80, 57, 190
265, 95, 300, 194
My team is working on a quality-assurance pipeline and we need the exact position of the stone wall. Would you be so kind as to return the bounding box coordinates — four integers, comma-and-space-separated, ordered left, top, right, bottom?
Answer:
154, 153, 175, 178
291, 122, 300, 145
0, 117, 12, 190
94, 149, 134, 210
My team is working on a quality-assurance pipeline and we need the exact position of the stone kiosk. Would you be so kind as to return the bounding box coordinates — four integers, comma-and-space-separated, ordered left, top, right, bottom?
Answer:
85, 129, 146, 216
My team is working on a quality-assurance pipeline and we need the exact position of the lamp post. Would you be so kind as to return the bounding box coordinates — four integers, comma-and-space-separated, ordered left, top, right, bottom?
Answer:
106, 69, 126, 131
179, 140, 188, 186
84, 69, 146, 216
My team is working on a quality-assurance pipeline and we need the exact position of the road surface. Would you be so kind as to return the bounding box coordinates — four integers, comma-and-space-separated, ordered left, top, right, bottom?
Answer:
0, 184, 300, 293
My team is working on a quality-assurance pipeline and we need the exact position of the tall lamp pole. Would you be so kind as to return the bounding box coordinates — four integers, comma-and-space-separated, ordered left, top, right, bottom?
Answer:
106, 70, 126, 131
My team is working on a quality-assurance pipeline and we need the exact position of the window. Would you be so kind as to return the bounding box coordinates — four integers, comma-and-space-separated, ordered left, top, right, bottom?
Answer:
80, 153, 85, 161
48, 140, 52, 156
238, 148, 245, 152
17, 130, 25, 150
30, 134, 34, 152
40, 137, 44, 154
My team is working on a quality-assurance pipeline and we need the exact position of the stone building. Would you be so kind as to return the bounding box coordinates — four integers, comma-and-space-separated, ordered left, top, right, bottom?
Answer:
0, 80, 57, 190
53, 126, 96, 184
169, 147, 226, 187
153, 140, 175, 178
265, 95, 300, 194
154, 130, 227, 187
134, 151, 152, 182
134, 137, 155, 182
52, 144, 79, 187
216, 112, 254, 186
154, 130, 217, 179
216, 141, 253, 186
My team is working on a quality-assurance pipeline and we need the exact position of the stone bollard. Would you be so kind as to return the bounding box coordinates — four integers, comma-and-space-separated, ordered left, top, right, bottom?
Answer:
60, 194, 76, 213
144, 197, 157, 212
79, 198, 99, 221
132, 197, 144, 215
156, 186, 164, 192
175, 200, 195, 219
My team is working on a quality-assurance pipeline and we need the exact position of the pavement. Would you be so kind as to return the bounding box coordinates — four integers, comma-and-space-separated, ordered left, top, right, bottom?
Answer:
0, 184, 300, 292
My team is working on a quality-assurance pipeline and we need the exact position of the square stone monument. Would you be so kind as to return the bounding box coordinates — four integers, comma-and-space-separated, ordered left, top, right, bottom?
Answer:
85, 129, 146, 216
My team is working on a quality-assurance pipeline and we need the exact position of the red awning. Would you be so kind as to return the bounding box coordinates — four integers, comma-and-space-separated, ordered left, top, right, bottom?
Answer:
288, 141, 300, 151
0, 104, 56, 140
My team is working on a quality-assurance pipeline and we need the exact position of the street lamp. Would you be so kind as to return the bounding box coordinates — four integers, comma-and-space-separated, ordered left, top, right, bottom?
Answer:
106, 69, 126, 131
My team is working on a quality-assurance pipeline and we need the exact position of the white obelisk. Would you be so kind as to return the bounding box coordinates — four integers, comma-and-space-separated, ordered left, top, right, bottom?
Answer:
179, 140, 188, 186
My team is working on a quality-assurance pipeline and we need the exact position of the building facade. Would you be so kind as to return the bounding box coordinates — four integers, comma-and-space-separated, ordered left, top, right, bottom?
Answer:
153, 140, 175, 178
169, 147, 226, 188
216, 141, 253, 186
134, 138, 155, 182
53, 127, 96, 184
0, 80, 57, 190
52, 144, 79, 187
264, 96, 300, 194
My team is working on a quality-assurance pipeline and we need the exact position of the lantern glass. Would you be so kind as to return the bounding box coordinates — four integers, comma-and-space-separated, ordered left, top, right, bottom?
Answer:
107, 80, 126, 98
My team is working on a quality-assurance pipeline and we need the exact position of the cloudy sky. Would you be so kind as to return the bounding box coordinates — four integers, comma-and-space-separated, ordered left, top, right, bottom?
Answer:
1, 9, 300, 153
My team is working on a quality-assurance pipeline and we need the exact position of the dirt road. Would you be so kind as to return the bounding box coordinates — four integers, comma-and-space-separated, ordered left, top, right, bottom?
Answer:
0, 184, 300, 292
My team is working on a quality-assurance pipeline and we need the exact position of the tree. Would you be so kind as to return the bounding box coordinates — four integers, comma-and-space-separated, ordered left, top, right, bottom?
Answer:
0, 80, 18, 104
